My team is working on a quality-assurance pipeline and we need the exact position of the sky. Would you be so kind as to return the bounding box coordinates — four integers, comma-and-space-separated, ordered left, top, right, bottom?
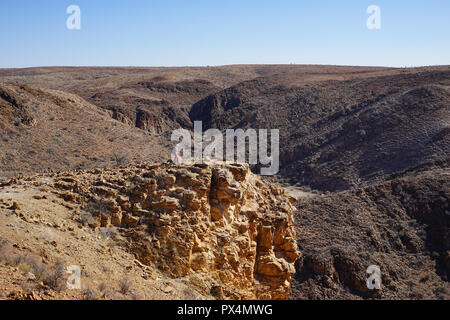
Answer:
0, 0, 449, 68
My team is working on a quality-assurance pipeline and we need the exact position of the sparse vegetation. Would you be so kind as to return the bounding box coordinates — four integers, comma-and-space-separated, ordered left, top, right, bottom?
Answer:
82, 286, 98, 300
119, 277, 133, 295
112, 152, 130, 167
129, 290, 142, 300
291, 168, 450, 300
43, 259, 66, 292
98, 281, 108, 294
0, 241, 70, 296
0, 65, 448, 301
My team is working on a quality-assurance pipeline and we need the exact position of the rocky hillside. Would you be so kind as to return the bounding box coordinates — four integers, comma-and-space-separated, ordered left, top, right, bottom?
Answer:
190, 68, 450, 190
0, 65, 394, 137
291, 164, 449, 300
0, 163, 299, 300
3, 65, 448, 189
0, 65, 448, 300
0, 83, 168, 177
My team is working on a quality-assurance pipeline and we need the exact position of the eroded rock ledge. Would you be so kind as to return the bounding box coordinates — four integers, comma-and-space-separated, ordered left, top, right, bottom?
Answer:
51, 162, 300, 299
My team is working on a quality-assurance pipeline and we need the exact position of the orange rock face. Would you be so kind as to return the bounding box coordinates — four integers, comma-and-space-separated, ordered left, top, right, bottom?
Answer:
53, 162, 300, 299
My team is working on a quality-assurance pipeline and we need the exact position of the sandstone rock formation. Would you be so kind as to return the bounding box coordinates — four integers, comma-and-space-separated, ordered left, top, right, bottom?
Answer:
49, 163, 300, 299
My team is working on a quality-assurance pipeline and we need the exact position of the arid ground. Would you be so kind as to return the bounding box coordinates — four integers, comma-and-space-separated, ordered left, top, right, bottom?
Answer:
0, 65, 448, 300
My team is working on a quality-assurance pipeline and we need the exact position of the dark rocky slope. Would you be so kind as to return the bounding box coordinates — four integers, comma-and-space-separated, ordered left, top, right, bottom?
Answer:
291, 165, 449, 300
190, 70, 450, 191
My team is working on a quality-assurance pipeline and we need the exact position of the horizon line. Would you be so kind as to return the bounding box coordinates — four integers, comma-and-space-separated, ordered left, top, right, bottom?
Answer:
1, 63, 450, 70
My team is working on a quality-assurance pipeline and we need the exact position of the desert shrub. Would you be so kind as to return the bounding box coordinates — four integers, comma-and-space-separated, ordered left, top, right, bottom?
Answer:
98, 281, 108, 293
435, 286, 447, 299
83, 286, 98, 300
19, 280, 36, 294
112, 152, 130, 166
100, 228, 117, 240
43, 260, 66, 292
129, 291, 142, 300
80, 211, 93, 223
0, 242, 16, 265
31, 262, 47, 281
12, 253, 27, 266
0, 242, 47, 280
17, 261, 32, 273
0, 243, 35, 269
119, 277, 133, 295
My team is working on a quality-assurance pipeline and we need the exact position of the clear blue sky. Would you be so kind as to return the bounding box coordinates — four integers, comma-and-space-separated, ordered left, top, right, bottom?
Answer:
0, 0, 449, 68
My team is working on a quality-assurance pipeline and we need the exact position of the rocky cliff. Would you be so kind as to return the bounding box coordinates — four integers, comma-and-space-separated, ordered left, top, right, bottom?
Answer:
41, 162, 300, 299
